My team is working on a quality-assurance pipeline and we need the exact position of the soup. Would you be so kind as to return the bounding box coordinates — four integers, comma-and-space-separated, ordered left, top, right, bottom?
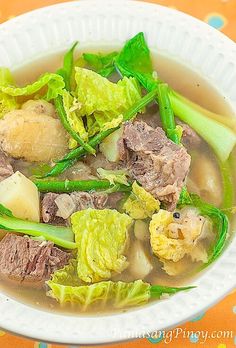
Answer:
0, 32, 235, 315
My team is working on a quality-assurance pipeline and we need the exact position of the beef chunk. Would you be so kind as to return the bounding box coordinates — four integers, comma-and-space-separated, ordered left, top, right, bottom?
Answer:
120, 121, 191, 210
0, 234, 70, 286
0, 151, 13, 181
41, 192, 64, 224
41, 191, 108, 223
177, 121, 201, 147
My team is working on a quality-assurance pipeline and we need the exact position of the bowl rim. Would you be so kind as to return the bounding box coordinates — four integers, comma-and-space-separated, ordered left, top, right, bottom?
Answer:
0, 0, 235, 345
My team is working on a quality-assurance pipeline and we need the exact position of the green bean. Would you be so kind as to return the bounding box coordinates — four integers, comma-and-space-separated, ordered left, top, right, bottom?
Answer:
42, 89, 157, 178
55, 95, 95, 155
42, 158, 77, 178
157, 83, 180, 144
34, 179, 131, 193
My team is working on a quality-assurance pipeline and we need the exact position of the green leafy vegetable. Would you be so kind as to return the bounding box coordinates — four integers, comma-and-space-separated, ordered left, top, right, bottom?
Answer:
57, 41, 78, 91
123, 181, 160, 219
71, 208, 132, 282
0, 72, 65, 101
34, 179, 131, 193
74, 67, 141, 134
83, 51, 118, 77
0, 67, 18, 118
178, 189, 229, 265
97, 168, 130, 186
47, 260, 195, 309
0, 204, 76, 249
42, 88, 158, 178
115, 32, 155, 90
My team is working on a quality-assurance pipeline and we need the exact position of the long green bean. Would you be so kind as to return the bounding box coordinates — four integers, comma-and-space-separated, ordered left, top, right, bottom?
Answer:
34, 179, 131, 193
157, 83, 180, 144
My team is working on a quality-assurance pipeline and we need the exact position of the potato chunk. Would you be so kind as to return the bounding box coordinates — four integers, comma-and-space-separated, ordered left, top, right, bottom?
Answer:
21, 99, 56, 118
0, 171, 40, 221
0, 110, 68, 162
100, 127, 123, 162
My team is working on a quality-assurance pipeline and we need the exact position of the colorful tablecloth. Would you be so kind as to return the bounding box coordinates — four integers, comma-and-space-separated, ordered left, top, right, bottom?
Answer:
0, 0, 235, 347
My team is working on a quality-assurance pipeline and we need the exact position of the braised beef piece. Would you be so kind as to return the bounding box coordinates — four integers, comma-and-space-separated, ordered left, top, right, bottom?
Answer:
41, 192, 65, 224
41, 191, 108, 223
119, 121, 191, 211
177, 120, 201, 147
0, 151, 13, 181
0, 234, 70, 287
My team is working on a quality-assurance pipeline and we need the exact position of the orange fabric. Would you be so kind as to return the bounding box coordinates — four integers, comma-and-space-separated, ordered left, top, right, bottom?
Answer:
0, 1, 235, 347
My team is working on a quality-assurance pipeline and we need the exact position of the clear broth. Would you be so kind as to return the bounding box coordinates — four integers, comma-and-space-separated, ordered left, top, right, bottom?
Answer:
0, 49, 235, 315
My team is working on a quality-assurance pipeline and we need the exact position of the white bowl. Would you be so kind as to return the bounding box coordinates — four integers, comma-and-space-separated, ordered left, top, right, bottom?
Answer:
0, 0, 236, 345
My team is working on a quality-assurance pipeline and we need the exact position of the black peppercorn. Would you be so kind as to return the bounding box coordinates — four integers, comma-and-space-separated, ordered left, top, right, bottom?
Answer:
173, 212, 180, 219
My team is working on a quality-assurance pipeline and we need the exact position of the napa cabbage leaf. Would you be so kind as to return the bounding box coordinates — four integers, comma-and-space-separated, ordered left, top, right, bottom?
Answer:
0, 67, 18, 118
74, 67, 141, 135
47, 260, 195, 309
47, 261, 149, 310
71, 208, 132, 283
97, 168, 130, 186
0, 72, 65, 101
123, 181, 160, 219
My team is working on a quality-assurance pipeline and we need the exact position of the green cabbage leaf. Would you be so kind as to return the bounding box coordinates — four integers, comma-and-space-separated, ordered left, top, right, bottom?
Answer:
71, 208, 132, 283
0, 72, 65, 101
0, 67, 18, 118
123, 181, 160, 219
97, 168, 130, 186
47, 260, 195, 309
74, 67, 141, 136
47, 260, 150, 310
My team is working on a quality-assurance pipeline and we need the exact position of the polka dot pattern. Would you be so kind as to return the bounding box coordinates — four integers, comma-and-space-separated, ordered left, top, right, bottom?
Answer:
0, 1, 235, 348
205, 13, 227, 30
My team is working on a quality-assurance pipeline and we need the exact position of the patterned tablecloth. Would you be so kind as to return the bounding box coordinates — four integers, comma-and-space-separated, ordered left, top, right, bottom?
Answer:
0, 0, 235, 347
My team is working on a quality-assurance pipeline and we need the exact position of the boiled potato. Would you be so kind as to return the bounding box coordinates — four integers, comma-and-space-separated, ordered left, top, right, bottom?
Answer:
100, 127, 123, 162
129, 240, 153, 279
0, 171, 40, 221
190, 154, 222, 206
0, 110, 68, 162
21, 99, 56, 118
